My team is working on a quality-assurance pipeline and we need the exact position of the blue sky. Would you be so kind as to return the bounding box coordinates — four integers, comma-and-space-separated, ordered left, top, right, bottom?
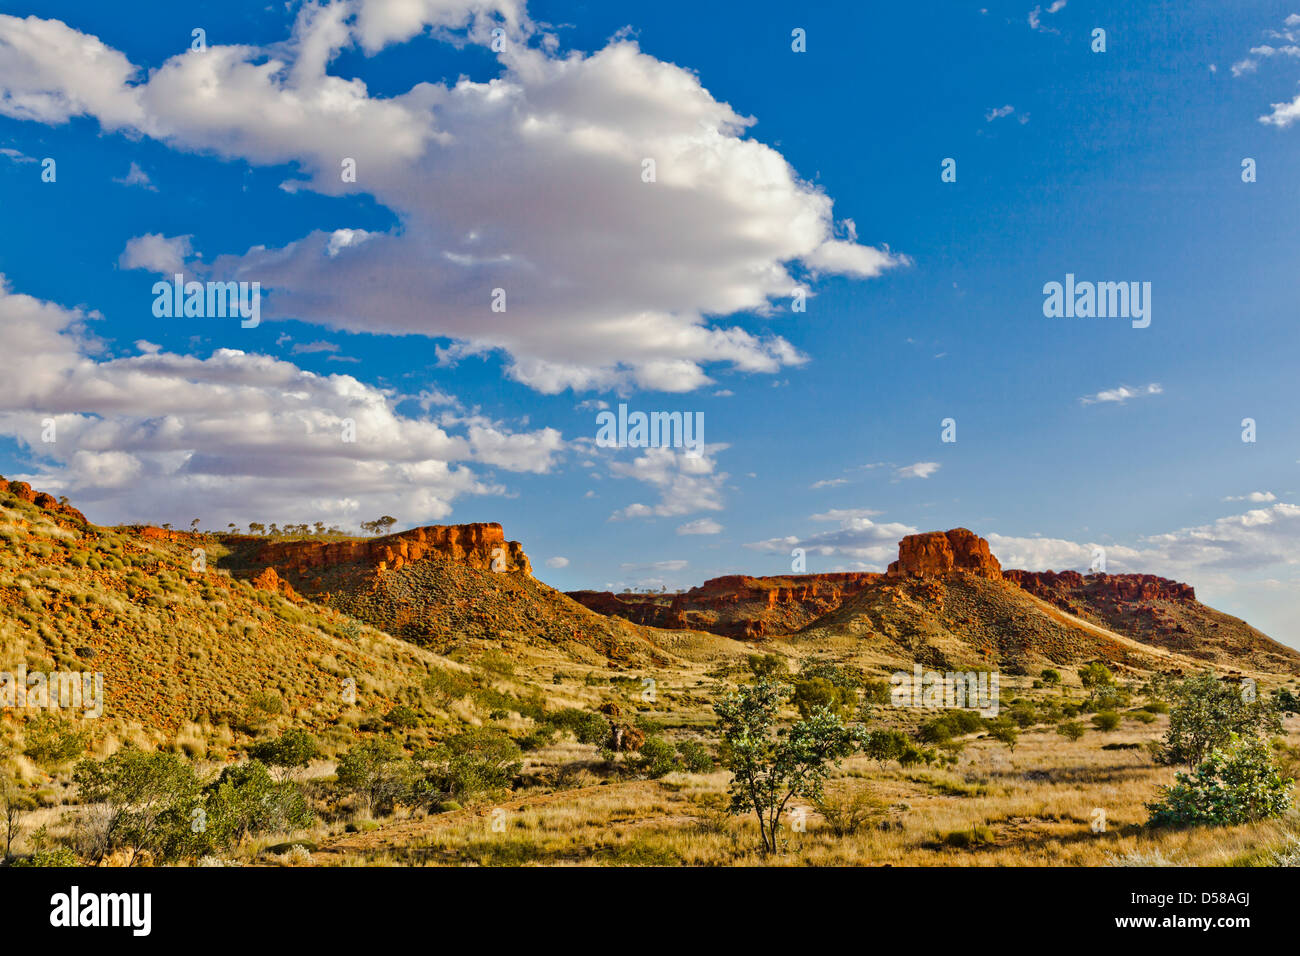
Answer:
2, 1, 1299, 644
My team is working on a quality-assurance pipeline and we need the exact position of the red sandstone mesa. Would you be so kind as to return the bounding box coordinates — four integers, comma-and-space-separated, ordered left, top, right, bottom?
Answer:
887, 528, 1003, 579
255, 523, 532, 576
570, 527, 1218, 646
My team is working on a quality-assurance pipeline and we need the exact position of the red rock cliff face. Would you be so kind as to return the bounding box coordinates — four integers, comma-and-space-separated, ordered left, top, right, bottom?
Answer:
256, 523, 531, 576
2, 477, 88, 524
887, 528, 1002, 579
1003, 570, 1195, 603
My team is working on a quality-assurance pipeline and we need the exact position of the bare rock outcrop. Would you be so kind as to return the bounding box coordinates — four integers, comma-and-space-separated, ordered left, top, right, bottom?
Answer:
256, 523, 531, 576
2, 477, 88, 524
887, 528, 1002, 579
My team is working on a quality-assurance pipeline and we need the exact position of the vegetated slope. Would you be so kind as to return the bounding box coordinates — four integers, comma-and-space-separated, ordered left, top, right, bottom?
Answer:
1003, 570, 1300, 672
568, 573, 881, 639
234, 528, 717, 667
793, 574, 1172, 673
0, 479, 446, 740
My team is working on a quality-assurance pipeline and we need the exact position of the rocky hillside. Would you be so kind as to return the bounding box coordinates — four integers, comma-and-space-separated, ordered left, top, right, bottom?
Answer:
1003, 569, 1298, 672
0, 479, 446, 742
569, 572, 881, 639
235, 524, 702, 667
793, 572, 1165, 673
571, 528, 1300, 676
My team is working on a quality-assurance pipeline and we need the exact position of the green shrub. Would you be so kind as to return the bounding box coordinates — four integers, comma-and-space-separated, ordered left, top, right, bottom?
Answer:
985, 718, 1019, 751
335, 737, 416, 815
1156, 672, 1283, 768
23, 716, 91, 770
12, 846, 79, 867
72, 749, 207, 864
865, 728, 910, 765
416, 728, 522, 804
247, 729, 318, 773
384, 705, 420, 729
206, 760, 313, 846
1147, 736, 1293, 827
860, 679, 891, 706
1006, 702, 1038, 728
1041, 669, 1061, 685
517, 725, 558, 752
1079, 663, 1115, 690
919, 710, 985, 744
746, 654, 788, 679
790, 678, 854, 719
547, 708, 609, 745
1092, 711, 1121, 732
636, 737, 678, 778
422, 668, 472, 704
677, 740, 715, 773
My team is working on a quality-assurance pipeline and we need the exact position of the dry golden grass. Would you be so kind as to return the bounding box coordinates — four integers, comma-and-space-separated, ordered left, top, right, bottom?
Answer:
292, 651, 1300, 867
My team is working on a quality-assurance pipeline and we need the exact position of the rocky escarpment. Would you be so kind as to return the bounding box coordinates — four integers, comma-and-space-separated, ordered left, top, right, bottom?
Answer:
887, 528, 1002, 579
2, 476, 88, 524
255, 523, 531, 577
567, 527, 1298, 672
1004, 570, 1195, 605
569, 572, 881, 639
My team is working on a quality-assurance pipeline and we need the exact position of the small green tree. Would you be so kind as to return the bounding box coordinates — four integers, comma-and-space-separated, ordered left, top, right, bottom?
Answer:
248, 729, 319, 781
0, 759, 34, 859
1147, 735, 1293, 827
790, 677, 854, 719
1079, 663, 1115, 694
1056, 721, 1086, 742
384, 705, 420, 730
986, 718, 1019, 752
1041, 669, 1062, 686
677, 740, 715, 773
714, 679, 866, 854
1158, 672, 1283, 768
335, 737, 416, 816
865, 728, 910, 768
